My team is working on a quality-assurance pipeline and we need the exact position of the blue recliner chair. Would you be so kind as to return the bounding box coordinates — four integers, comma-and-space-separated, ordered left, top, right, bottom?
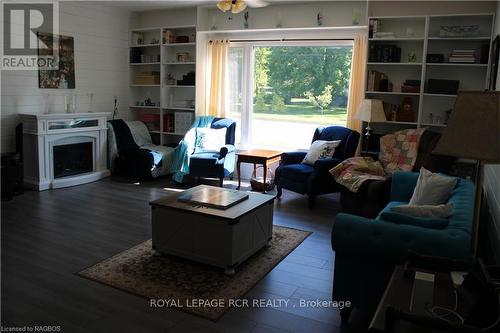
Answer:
275, 126, 360, 208
331, 171, 474, 323
189, 118, 236, 187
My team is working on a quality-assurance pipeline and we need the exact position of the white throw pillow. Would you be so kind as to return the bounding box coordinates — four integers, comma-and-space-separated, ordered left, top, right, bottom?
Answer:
195, 128, 227, 152
391, 203, 454, 218
302, 140, 341, 166
408, 167, 458, 205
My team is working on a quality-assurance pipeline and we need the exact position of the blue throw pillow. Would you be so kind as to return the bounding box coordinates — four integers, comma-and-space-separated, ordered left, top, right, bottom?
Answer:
380, 211, 449, 230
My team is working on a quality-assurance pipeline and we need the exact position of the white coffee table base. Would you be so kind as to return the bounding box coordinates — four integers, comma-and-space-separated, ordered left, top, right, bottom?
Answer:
151, 198, 274, 274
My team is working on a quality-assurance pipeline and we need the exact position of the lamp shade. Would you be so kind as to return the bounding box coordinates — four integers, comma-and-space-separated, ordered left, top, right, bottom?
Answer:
355, 99, 386, 123
433, 91, 500, 162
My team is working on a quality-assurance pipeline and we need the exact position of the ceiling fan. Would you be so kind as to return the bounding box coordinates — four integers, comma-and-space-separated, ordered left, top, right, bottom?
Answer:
216, 0, 269, 14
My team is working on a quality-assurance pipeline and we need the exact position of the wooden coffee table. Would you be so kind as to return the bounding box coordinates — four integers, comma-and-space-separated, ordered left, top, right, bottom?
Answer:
236, 149, 282, 193
150, 185, 275, 275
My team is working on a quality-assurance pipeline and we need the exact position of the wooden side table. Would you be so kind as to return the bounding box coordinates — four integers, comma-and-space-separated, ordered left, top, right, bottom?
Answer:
236, 149, 282, 193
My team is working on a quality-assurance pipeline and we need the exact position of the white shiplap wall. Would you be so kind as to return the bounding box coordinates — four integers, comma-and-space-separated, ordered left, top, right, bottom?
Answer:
1, 1, 130, 153
483, 2, 500, 263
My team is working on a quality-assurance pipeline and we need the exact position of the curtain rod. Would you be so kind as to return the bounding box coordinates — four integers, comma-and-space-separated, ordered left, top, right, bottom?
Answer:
227, 38, 354, 42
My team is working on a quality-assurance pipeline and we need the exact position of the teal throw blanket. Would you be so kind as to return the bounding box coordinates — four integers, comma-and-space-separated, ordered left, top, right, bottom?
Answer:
172, 116, 214, 183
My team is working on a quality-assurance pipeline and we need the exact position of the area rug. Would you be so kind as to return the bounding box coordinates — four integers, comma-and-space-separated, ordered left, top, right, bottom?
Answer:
78, 225, 311, 321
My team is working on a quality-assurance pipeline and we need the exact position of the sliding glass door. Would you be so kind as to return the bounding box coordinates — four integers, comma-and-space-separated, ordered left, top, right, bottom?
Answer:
229, 41, 353, 150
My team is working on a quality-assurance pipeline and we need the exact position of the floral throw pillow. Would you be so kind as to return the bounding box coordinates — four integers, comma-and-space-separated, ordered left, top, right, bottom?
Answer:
302, 140, 341, 166
195, 128, 227, 153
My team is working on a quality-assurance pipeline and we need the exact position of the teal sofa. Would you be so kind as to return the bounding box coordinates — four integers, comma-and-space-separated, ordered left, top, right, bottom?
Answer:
331, 171, 474, 322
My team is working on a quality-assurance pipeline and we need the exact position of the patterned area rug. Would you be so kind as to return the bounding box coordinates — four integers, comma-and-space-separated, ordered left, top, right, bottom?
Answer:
78, 225, 311, 321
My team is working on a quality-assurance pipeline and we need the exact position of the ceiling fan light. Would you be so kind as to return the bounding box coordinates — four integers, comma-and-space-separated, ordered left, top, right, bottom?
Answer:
217, 0, 232, 12
231, 0, 247, 13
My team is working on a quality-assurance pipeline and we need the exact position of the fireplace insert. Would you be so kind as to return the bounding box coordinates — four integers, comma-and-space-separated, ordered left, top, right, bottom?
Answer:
53, 142, 93, 178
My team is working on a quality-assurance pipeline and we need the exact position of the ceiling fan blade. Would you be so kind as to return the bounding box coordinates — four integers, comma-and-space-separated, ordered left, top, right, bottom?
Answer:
246, 0, 269, 8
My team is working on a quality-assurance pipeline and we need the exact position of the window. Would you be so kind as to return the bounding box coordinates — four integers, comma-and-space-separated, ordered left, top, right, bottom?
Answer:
228, 42, 353, 150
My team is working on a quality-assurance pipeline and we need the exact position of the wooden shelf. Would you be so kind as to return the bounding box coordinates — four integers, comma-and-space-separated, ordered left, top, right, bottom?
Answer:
427, 37, 491, 41
163, 42, 196, 46
130, 105, 160, 109
130, 44, 160, 47
367, 13, 493, 137
424, 93, 457, 98
368, 62, 422, 66
131, 27, 161, 32
369, 37, 424, 41
130, 24, 196, 147
162, 25, 196, 29
366, 91, 420, 96
426, 63, 488, 67
129, 62, 160, 65
164, 62, 196, 65
163, 107, 195, 111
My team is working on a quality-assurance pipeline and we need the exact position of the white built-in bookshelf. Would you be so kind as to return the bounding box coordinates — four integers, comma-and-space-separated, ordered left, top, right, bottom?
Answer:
366, 13, 495, 136
129, 25, 196, 146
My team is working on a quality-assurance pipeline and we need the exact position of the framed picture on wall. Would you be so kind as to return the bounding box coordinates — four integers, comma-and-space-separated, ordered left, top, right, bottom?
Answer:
489, 35, 499, 91
38, 32, 75, 89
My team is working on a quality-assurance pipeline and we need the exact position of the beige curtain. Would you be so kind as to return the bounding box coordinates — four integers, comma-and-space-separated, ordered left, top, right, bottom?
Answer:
346, 35, 367, 154
206, 39, 230, 117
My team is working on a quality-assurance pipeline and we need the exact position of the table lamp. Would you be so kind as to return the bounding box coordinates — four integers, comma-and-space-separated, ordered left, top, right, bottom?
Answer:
355, 99, 386, 153
433, 91, 500, 258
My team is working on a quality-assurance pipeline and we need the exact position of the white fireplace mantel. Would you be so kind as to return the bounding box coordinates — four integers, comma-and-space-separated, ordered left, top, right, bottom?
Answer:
19, 112, 111, 191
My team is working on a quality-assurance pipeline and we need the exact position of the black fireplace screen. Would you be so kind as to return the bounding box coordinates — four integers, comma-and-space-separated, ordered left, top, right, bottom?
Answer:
53, 142, 93, 178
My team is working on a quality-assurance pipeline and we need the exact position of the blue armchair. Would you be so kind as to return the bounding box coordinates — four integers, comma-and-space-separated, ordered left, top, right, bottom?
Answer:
275, 126, 360, 208
331, 171, 474, 322
189, 118, 236, 187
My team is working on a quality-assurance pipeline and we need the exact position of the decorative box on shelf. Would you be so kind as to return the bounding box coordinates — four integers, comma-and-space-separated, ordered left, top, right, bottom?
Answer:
134, 72, 160, 85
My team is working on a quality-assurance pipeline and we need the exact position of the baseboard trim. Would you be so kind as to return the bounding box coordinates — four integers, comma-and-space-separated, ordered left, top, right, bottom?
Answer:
24, 170, 111, 191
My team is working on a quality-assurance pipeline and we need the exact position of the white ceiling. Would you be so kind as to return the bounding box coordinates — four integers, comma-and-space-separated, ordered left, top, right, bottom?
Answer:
87, 0, 213, 11
87, 0, 314, 12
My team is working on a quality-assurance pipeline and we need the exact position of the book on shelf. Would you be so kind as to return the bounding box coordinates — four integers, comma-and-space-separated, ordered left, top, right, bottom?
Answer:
367, 70, 385, 91
369, 44, 402, 63
163, 114, 174, 133
449, 49, 476, 63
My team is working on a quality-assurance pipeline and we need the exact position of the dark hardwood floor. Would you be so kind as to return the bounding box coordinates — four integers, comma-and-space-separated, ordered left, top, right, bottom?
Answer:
1, 177, 369, 333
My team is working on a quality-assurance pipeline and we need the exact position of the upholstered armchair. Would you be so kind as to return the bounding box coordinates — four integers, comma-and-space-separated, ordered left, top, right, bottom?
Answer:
189, 118, 236, 187
275, 126, 360, 208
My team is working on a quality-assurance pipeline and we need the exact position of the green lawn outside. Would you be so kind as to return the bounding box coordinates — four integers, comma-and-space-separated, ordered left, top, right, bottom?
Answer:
253, 104, 348, 125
